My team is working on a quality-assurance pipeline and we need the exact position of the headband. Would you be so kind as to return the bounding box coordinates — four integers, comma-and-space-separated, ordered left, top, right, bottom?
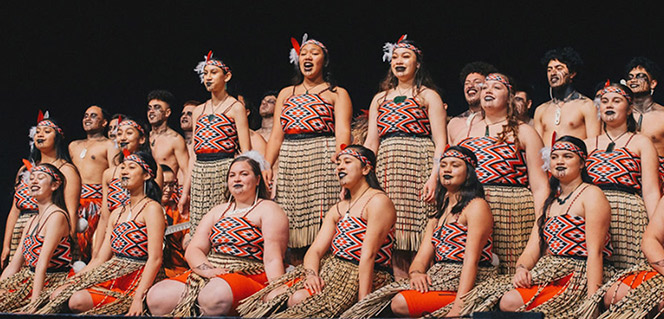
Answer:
441, 148, 477, 168
118, 119, 145, 135
37, 119, 64, 136
337, 146, 371, 167
485, 73, 513, 91
194, 50, 231, 83
382, 34, 423, 62
123, 151, 155, 179
601, 81, 632, 104
31, 165, 63, 184
551, 141, 587, 160
289, 33, 328, 65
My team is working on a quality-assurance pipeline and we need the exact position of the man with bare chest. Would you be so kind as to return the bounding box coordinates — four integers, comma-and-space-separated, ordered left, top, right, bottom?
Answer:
624, 57, 664, 186
68, 105, 117, 262
534, 47, 600, 146
447, 61, 498, 145
147, 90, 189, 183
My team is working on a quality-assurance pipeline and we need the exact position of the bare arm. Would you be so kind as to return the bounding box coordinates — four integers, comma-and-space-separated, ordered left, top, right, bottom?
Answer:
533, 104, 545, 138
179, 104, 204, 214
31, 213, 70, 302
357, 194, 396, 300
363, 94, 382, 155
636, 135, 661, 218
264, 88, 289, 178
643, 198, 664, 275
520, 124, 550, 215
422, 90, 448, 202
231, 102, 252, 154
582, 100, 601, 139
408, 219, 438, 292
259, 202, 289, 282
583, 186, 610, 296
332, 87, 352, 157
61, 164, 81, 237
2, 199, 21, 268
302, 205, 341, 278
185, 205, 223, 276
172, 134, 190, 181
93, 168, 113, 259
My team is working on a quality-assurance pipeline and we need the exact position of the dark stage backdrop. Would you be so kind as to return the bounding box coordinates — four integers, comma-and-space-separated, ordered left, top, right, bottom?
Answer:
2, 1, 662, 237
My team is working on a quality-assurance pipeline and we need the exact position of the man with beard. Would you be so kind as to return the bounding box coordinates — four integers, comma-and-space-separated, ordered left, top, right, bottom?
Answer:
514, 82, 534, 126
147, 90, 189, 182
68, 105, 118, 262
179, 100, 199, 148
624, 57, 664, 187
256, 90, 278, 141
534, 47, 600, 146
447, 61, 498, 145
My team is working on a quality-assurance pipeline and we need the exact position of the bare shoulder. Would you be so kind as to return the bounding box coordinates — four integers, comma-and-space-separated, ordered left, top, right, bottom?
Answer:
59, 162, 79, 176
278, 86, 294, 99
367, 191, 394, 210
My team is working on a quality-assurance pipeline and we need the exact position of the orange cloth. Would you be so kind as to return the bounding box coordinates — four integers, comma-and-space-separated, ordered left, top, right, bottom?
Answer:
164, 204, 189, 278
86, 267, 144, 306
621, 270, 658, 289
76, 197, 102, 262
170, 270, 268, 315
399, 289, 457, 317
516, 274, 572, 310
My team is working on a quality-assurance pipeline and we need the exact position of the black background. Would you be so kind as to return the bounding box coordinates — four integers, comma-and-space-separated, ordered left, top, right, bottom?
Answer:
2, 1, 663, 234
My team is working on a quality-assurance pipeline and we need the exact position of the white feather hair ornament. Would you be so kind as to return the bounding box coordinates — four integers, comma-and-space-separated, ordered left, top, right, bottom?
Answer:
194, 51, 214, 83
382, 34, 407, 62
540, 146, 552, 172
240, 150, 270, 172
29, 109, 50, 153
289, 33, 308, 65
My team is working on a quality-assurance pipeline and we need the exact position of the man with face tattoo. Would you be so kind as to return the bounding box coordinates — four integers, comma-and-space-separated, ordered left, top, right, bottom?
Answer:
179, 100, 199, 148
534, 47, 600, 146
147, 90, 190, 183
447, 61, 498, 145
624, 57, 664, 188
68, 105, 118, 262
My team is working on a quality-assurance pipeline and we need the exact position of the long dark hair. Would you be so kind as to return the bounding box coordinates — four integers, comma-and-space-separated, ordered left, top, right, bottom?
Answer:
342, 145, 383, 200
36, 163, 68, 213
379, 39, 439, 98
601, 83, 637, 133
291, 40, 337, 92
225, 155, 270, 200
120, 151, 161, 203
489, 73, 522, 149
113, 115, 151, 164
30, 117, 71, 164
536, 135, 592, 252
433, 146, 484, 219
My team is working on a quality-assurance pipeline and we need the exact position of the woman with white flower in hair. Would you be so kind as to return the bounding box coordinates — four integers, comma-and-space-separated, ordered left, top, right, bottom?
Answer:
262, 33, 352, 263
2, 112, 80, 268
180, 51, 251, 237
146, 152, 288, 317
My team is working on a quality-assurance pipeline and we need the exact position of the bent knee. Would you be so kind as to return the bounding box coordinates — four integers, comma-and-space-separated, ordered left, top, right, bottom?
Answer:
390, 294, 410, 317
499, 290, 525, 312
146, 284, 180, 315
68, 290, 93, 313
287, 289, 311, 307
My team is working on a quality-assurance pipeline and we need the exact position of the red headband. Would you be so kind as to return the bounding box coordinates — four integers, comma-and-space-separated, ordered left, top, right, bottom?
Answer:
441, 148, 477, 167
204, 50, 231, 73
31, 165, 62, 184
123, 152, 155, 179
602, 84, 632, 104
37, 119, 64, 136
551, 141, 587, 160
337, 147, 371, 167
485, 73, 513, 91
394, 34, 422, 56
118, 119, 145, 135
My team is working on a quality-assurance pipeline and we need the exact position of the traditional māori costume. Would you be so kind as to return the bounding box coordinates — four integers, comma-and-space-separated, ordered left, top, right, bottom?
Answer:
75, 184, 103, 262
659, 155, 664, 191
0, 212, 72, 313
585, 135, 648, 270
107, 176, 129, 213
237, 214, 395, 318
163, 201, 189, 278
458, 136, 535, 275
8, 175, 39, 261
375, 97, 435, 252
276, 86, 339, 248
166, 201, 268, 316
189, 100, 239, 236
461, 204, 615, 318
341, 221, 497, 318
36, 210, 159, 315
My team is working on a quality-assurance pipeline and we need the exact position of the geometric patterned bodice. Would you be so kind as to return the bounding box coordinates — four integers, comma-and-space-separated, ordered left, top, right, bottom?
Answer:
209, 216, 264, 261
107, 178, 129, 212
543, 214, 613, 258
23, 233, 72, 271
587, 144, 641, 190
431, 222, 493, 263
280, 92, 335, 135
458, 136, 529, 186
331, 216, 394, 268
111, 220, 148, 260
81, 183, 103, 199
194, 113, 238, 154
377, 98, 431, 137
15, 178, 38, 211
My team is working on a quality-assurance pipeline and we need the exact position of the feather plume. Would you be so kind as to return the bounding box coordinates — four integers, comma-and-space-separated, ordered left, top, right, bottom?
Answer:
37, 110, 44, 123
122, 148, 131, 158
398, 34, 407, 43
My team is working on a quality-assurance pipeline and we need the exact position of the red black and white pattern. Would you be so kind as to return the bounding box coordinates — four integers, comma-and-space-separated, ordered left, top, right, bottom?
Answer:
14, 179, 38, 211
331, 216, 394, 268
193, 113, 238, 154
107, 178, 129, 212
658, 156, 664, 189
22, 234, 72, 271
543, 214, 613, 258
458, 136, 528, 185
210, 216, 264, 261
587, 148, 641, 190
431, 222, 493, 263
110, 220, 149, 260
81, 183, 103, 199
377, 98, 430, 137
280, 93, 335, 135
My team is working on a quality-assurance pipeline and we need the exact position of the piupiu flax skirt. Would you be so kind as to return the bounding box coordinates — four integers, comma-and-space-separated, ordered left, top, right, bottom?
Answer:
190, 157, 232, 236
0, 267, 69, 313
9, 210, 38, 262
276, 136, 338, 248
483, 185, 535, 275
602, 189, 648, 271
375, 136, 435, 252
237, 255, 393, 318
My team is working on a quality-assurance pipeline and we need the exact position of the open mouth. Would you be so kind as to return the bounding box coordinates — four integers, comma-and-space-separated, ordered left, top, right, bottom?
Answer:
338, 172, 347, 179
466, 88, 478, 95
232, 183, 243, 188
395, 66, 406, 72
629, 83, 640, 89
205, 81, 213, 87
30, 186, 40, 192
605, 110, 615, 116
555, 167, 566, 171
442, 174, 453, 180
550, 75, 559, 83
36, 139, 45, 144
119, 142, 129, 148
484, 96, 495, 101
303, 62, 314, 72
